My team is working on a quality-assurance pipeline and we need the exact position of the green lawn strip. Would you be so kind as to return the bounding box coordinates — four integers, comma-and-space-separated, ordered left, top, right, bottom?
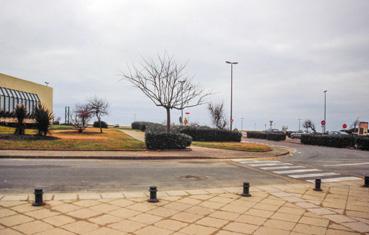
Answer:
192, 141, 272, 152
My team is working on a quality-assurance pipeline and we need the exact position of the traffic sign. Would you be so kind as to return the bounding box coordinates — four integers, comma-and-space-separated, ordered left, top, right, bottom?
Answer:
342, 123, 347, 129
321, 120, 326, 126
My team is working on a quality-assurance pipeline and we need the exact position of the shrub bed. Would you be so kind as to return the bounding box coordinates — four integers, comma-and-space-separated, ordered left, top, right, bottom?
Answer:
180, 127, 241, 142
301, 134, 353, 148
145, 131, 192, 150
93, 121, 108, 128
246, 131, 286, 141
355, 136, 369, 150
131, 121, 162, 131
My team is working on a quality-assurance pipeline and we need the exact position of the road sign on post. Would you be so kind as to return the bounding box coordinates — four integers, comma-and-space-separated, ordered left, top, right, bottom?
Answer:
321, 120, 326, 126
342, 123, 347, 129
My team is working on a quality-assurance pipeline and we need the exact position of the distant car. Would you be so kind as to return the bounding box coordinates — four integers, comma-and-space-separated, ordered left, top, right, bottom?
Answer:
290, 132, 302, 139
327, 131, 349, 136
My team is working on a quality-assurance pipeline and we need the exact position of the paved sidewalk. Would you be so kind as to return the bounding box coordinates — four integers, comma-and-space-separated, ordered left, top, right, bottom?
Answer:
0, 181, 368, 234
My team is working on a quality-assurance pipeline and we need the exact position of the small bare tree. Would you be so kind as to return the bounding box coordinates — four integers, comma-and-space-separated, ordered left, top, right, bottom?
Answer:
71, 104, 92, 133
122, 54, 209, 132
88, 97, 109, 133
303, 119, 316, 133
208, 103, 227, 129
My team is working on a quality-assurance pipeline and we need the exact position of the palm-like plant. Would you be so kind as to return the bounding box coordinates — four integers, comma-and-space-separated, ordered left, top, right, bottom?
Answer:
14, 104, 27, 135
34, 104, 54, 136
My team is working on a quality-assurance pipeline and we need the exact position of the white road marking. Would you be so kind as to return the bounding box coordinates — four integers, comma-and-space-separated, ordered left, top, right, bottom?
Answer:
260, 165, 305, 170
273, 169, 321, 174
289, 172, 339, 179
323, 162, 369, 167
307, 177, 361, 183
249, 163, 292, 167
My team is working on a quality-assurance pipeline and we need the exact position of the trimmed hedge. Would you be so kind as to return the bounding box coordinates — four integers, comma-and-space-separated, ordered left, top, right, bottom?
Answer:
356, 137, 369, 150
145, 131, 192, 150
131, 121, 158, 131
179, 127, 242, 142
301, 134, 353, 148
246, 131, 286, 141
93, 121, 108, 128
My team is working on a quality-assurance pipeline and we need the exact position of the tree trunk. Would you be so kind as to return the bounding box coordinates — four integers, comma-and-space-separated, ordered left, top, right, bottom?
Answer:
166, 108, 171, 133
98, 117, 102, 133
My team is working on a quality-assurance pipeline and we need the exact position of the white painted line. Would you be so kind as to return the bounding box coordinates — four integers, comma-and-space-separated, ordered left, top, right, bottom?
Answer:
323, 162, 369, 167
273, 169, 321, 174
307, 177, 361, 183
239, 160, 281, 164
260, 165, 305, 170
289, 172, 339, 179
250, 163, 292, 167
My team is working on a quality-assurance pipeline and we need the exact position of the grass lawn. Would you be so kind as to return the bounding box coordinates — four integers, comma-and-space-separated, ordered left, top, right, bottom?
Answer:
193, 141, 272, 152
0, 126, 145, 151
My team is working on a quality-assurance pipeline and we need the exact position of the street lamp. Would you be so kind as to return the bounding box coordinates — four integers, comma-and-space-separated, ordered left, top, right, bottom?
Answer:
179, 80, 185, 125
298, 118, 302, 132
225, 61, 238, 131
323, 90, 327, 134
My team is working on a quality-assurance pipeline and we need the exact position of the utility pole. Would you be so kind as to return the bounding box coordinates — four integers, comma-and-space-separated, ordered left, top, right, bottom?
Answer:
179, 80, 185, 125
323, 90, 327, 134
298, 118, 302, 132
225, 61, 238, 131
241, 117, 244, 131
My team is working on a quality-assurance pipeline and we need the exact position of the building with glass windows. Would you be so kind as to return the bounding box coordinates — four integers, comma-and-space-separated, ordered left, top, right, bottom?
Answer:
0, 73, 53, 123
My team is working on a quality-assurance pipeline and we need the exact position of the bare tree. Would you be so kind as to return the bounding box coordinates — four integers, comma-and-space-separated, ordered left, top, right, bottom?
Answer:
122, 54, 209, 132
303, 119, 316, 133
208, 103, 227, 129
88, 97, 109, 133
71, 104, 92, 133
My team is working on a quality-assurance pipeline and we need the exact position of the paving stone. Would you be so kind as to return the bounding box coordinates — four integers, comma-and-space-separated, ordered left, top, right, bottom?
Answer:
53, 193, 77, 200
209, 211, 239, 220
295, 202, 320, 209
123, 192, 146, 198
166, 191, 188, 196
0, 228, 23, 235
346, 210, 369, 219
78, 193, 101, 200
307, 207, 335, 215
184, 206, 214, 216
108, 207, 141, 218
326, 229, 361, 235
324, 214, 356, 223
223, 222, 259, 234
215, 230, 244, 235
66, 208, 101, 219
278, 206, 306, 215
171, 212, 204, 223
34, 227, 75, 235
101, 192, 124, 199
208, 196, 234, 204
62, 220, 99, 234
108, 199, 135, 207
53, 203, 81, 213
135, 225, 173, 235
245, 208, 274, 218
13, 220, 54, 234
0, 208, 16, 218
299, 216, 330, 227
88, 214, 121, 225
271, 211, 302, 222
342, 221, 369, 233
1, 195, 28, 201
263, 219, 296, 230
164, 202, 193, 211
109, 220, 146, 232
127, 202, 157, 213
42, 214, 75, 226
0, 201, 26, 207
254, 226, 291, 235
177, 198, 201, 205
253, 202, 281, 211
155, 219, 188, 231
11, 203, 40, 213
25, 208, 59, 219
179, 224, 217, 235
235, 214, 266, 225
293, 223, 327, 235
199, 201, 224, 210
72, 199, 101, 207
85, 227, 125, 235
130, 213, 163, 224
196, 217, 229, 228
329, 223, 354, 231
0, 214, 34, 227
186, 189, 209, 195
189, 194, 213, 200
89, 203, 120, 213
147, 207, 179, 217
205, 188, 227, 194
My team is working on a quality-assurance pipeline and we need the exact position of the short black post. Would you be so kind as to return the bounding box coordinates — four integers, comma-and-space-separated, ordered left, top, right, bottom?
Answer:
241, 182, 251, 197
32, 188, 44, 206
314, 179, 322, 191
364, 176, 369, 188
148, 186, 158, 203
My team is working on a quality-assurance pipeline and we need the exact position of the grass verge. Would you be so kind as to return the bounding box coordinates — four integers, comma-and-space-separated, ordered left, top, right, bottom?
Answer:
193, 141, 272, 152
0, 126, 145, 151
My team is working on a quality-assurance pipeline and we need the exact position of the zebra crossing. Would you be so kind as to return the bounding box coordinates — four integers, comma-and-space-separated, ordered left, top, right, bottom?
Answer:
232, 159, 361, 183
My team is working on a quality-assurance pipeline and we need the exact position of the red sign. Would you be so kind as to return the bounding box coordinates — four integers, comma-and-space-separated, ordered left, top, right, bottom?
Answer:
342, 123, 347, 129
321, 120, 326, 126
185, 112, 190, 115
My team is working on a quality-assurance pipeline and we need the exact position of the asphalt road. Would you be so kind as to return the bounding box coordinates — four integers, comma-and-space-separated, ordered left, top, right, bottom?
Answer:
0, 159, 292, 193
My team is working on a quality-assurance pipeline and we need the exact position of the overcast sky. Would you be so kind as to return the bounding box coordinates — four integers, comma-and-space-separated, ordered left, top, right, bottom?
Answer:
1, 0, 368, 131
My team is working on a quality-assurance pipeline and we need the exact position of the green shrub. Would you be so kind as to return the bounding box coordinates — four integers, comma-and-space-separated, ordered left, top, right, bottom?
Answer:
356, 136, 369, 150
34, 104, 53, 136
131, 121, 160, 131
179, 127, 241, 142
145, 130, 192, 150
93, 121, 108, 128
14, 104, 27, 135
301, 134, 354, 148
246, 131, 286, 141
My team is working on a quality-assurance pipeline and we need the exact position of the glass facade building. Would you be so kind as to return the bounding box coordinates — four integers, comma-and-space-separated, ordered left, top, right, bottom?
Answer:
0, 87, 40, 116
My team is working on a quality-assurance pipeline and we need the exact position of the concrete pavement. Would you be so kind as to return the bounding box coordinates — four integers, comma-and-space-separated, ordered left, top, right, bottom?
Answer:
0, 181, 368, 234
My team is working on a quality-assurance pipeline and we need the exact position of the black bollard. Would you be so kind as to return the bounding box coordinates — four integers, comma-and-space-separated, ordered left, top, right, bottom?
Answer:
364, 176, 369, 188
241, 182, 251, 197
314, 179, 322, 191
32, 188, 44, 206
148, 186, 159, 203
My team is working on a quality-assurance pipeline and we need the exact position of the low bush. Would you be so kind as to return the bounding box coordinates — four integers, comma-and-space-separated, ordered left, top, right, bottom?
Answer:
145, 130, 192, 150
246, 131, 286, 141
301, 134, 354, 148
131, 121, 161, 131
179, 127, 241, 142
356, 136, 369, 150
93, 121, 108, 128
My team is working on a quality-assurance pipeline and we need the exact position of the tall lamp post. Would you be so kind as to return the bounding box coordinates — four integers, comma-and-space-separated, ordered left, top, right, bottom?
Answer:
323, 90, 327, 134
298, 118, 302, 132
225, 61, 238, 131
179, 80, 185, 125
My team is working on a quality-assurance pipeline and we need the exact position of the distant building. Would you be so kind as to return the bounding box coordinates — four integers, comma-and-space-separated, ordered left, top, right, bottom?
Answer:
0, 73, 53, 124
358, 122, 368, 136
